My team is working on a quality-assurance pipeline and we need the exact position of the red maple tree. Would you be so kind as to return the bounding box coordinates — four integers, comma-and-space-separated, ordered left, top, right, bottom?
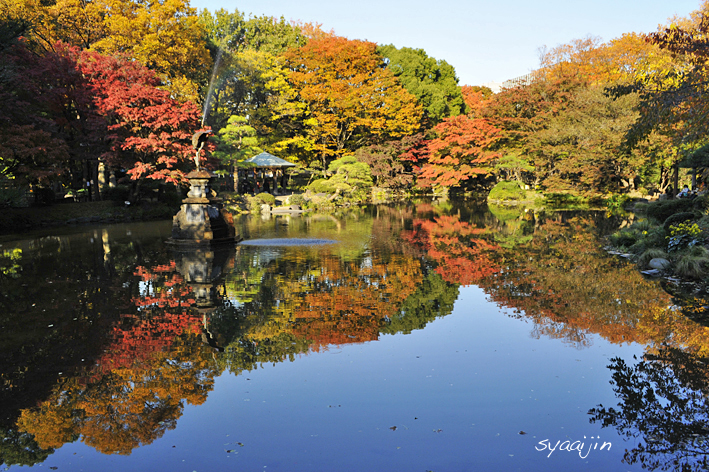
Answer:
78, 49, 203, 183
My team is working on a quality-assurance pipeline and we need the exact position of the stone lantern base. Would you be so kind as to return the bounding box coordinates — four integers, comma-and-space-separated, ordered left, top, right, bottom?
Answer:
166, 170, 240, 247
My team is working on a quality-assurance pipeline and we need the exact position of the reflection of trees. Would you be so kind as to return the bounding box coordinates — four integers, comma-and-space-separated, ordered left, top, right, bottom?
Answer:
0, 225, 175, 466
0, 427, 52, 468
8, 211, 463, 461
381, 270, 459, 335
589, 345, 709, 472
18, 335, 216, 455
404, 213, 500, 286
14, 260, 217, 456
216, 247, 448, 365
480, 217, 672, 347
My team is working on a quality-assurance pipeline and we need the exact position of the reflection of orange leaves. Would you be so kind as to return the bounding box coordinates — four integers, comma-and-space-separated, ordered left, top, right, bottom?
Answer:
638, 306, 709, 356
479, 217, 672, 347
279, 255, 423, 351
96, 311, 202, 374
19, 335, 216, 455
434, 255, 498, 287
133, 262, 178, 281
17, 400, 76, 450
16, 259, 217, 456
404, 215, 500, 286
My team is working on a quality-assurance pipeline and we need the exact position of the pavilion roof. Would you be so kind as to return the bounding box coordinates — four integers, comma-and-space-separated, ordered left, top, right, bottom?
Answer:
244, 152, 296, 168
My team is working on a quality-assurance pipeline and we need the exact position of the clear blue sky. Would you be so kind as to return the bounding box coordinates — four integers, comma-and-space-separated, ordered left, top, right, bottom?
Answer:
189, 0, 701, 86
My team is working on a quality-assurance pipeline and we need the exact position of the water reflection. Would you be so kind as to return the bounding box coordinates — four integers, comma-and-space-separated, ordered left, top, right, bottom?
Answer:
589, 345, 709, 471
0, 203, 705, 471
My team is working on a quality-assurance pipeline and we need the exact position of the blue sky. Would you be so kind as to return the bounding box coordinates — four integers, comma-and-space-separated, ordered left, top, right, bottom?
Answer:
190, 0, 701, 86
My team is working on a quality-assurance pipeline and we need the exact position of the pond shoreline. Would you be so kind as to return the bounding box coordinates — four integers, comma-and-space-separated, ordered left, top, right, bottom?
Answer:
0, 200, 177, 235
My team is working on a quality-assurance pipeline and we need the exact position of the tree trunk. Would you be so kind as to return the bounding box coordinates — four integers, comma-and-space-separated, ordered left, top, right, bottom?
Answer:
232, 165, 239, 193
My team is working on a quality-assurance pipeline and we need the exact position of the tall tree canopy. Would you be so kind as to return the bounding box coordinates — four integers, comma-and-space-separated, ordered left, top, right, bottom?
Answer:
377, 44, 465, 125
0, 40, 200, 186
197, 9, 305, 132
5, 0, 211, 102
273, 36, 423, 167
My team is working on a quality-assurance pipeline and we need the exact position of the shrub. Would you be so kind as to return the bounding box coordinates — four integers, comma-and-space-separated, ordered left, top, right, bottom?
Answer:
288, 194, 305, 206
255, 192, 276, 205
645, 199, 694, 222
0, 186, 27, 208
158, 190, 183, 207
245, 195, 261, 212
693, 194, 709, 212
308, 178, 336, 194
488, 181, 527, 201
666, 221, 704, 253
698, 214, 709, 232
663, 212, 696, 231
609, 229, 638, 248
629, 219, 652, 232
674, 247, 709, 279
633, 202, 649, 213
101, 185, 131, 203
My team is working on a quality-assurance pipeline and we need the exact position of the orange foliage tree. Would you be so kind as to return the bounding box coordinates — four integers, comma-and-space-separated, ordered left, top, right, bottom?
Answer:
274, 35, 423, 167
417, 115, 501, 189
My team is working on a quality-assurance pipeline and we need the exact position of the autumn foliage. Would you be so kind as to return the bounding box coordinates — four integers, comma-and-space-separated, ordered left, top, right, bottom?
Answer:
79, 49, 202, 183
417, 115, 501, 189
275, 36, 423, 166
0, 40, 201, 185
404, 212, 500, 286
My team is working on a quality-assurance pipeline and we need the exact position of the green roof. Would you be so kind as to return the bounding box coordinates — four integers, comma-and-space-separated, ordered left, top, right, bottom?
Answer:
244, 152, 296, 168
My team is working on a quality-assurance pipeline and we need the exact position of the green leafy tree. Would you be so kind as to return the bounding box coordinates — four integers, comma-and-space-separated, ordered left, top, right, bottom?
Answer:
198, 9, 305, 133
378, 44, 465, 125
307, 156, 373, 199
528, 85, 644, 194
212, 115, 263, 190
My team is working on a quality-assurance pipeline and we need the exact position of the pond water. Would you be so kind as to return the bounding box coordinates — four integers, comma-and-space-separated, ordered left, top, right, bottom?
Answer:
1, 202, 707, 472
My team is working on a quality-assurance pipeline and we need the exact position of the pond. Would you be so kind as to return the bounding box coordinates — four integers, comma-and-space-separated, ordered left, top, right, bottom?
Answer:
1, 201, 707, 472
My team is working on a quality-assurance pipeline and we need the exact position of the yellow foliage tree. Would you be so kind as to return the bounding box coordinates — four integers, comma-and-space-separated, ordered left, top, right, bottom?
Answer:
3, 0, 211, 102
91, 0, 211, 102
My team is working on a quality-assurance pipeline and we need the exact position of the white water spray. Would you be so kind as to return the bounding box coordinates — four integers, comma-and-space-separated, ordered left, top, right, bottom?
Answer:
202, 48, 224, 127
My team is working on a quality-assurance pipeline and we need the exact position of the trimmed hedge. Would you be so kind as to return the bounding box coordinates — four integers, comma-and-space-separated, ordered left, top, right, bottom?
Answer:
645, 199, 695, 222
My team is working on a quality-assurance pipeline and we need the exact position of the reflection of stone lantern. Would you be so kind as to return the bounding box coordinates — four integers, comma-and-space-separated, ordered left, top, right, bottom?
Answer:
167, 131, 240, 247
173, 248, 233, 351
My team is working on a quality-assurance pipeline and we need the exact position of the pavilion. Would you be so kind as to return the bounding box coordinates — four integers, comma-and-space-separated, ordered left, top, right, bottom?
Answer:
242, 152, 297, 195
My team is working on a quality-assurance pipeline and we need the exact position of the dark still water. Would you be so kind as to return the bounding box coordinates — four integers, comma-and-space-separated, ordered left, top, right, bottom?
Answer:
1, 202, 707, 472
